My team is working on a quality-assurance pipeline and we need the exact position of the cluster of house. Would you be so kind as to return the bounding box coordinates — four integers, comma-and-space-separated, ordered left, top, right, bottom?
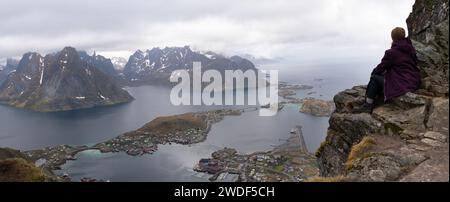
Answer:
251, 154, 283, 167
25, 145, 89, 170
94, 135, 157, 156
195, 158, 223, 174
193, 147, 295, 182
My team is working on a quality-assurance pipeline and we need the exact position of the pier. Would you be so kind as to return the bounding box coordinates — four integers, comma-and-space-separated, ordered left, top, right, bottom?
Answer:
275, 125, 308, 153
293, 125, 308, 153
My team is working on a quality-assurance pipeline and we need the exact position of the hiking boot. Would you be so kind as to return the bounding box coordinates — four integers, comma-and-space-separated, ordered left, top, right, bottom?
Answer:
353, 102, 374, 114
353, 98, 366, 106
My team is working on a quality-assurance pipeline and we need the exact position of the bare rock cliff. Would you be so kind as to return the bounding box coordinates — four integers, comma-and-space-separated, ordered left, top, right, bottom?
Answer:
316, 0, 449, 182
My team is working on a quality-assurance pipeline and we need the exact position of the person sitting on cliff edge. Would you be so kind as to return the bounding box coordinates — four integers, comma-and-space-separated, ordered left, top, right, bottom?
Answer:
354, 27, 421, 113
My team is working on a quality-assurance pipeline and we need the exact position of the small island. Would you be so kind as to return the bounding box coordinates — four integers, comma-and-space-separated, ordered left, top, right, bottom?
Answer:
299, 98, 335, 117
93, 109, 242, 155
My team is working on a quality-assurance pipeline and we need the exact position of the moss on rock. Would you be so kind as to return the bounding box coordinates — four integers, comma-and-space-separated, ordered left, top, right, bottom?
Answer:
0, 158, 47, 182
315, 140, 332, 158
345, 136, 376, 170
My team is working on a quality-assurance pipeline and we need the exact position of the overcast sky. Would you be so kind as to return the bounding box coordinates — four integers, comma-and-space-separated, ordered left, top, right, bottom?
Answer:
0, 0, 415, 64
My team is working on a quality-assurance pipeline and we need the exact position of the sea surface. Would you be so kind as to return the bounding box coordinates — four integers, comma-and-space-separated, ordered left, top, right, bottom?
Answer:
0, 59, 375, 181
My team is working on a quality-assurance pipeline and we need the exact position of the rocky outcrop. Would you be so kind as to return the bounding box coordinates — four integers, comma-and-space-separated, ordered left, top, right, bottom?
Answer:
316, 0, 449, 182
0, 47, 134, 112
407, 0, 449, 96
299, 98, 335, 117
0, 147, 47, 182
317, 87, 449, 181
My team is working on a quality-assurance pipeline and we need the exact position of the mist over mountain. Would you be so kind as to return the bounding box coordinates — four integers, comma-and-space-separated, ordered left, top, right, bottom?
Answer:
0, 58, 19, 85
110, 57, 128, 72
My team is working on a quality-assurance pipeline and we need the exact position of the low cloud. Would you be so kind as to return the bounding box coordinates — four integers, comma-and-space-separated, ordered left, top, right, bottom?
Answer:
0, 0, 415, 63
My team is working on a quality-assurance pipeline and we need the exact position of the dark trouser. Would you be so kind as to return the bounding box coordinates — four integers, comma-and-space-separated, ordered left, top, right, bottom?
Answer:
366, 74, 384, 100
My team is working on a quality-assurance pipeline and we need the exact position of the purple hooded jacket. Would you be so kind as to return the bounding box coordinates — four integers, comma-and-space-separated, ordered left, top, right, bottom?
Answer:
372, 38, 421, 101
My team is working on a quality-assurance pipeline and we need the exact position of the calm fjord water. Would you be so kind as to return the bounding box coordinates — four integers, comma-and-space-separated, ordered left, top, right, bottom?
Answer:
0, 60, 374, 181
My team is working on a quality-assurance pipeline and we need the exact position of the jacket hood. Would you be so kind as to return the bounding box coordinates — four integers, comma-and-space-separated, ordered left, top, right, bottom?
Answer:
392, 38, 417, 59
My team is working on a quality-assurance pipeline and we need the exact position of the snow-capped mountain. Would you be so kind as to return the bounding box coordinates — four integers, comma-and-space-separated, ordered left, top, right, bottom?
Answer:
110, 57, 128, 72
0, 47, 133, 112
123, 46, 256, 85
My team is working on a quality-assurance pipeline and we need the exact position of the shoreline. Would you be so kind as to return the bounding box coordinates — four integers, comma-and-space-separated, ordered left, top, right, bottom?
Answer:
23, 108, 250, 181
193, 126, 319, 182
22, 82, 327, 181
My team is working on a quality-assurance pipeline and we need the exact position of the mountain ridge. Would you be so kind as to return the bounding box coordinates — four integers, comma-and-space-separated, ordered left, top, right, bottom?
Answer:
123, 46, 257, 85
0, 47, 134, 112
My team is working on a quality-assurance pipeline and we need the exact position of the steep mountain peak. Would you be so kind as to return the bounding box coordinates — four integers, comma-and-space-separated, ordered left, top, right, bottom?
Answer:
135, 49, 145, 55
229, 55, 245, 62
22, 52, 41, 60
147, 47, 163, 55
15, 52, 44, 79
59, 46, 79, 58
77, 50, 117, 77
54, 48, 82, 72
0, 47, 133, 112
162, 45, 191, 52
61, 46, 77, 52
123, 46, 257, 85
